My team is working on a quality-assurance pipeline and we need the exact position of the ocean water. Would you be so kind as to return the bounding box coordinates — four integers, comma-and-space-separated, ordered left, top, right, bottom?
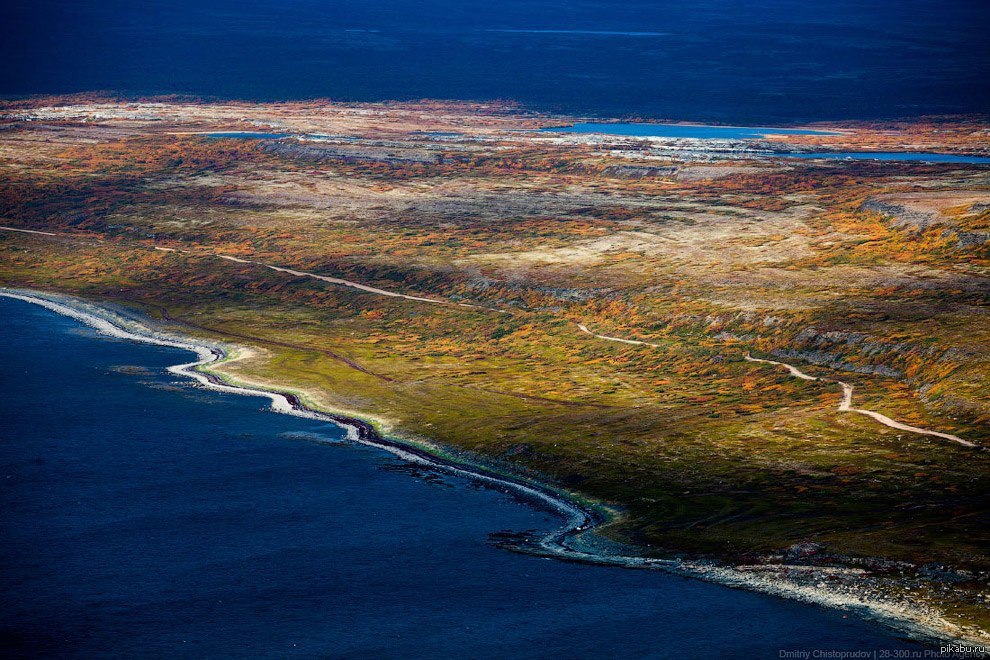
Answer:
0, 296, 928, 658
2, 0, 988, 122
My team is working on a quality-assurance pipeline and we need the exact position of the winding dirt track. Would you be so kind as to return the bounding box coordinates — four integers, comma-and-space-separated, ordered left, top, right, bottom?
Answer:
0, 226, 58, 237
577, 323, 663, 348
1, 225, 975, 447
743, 354, 976, 448
217, 255, 480, 309
213, 256, 971, 445
580, 319, 973, 446
1, 225, 500, 311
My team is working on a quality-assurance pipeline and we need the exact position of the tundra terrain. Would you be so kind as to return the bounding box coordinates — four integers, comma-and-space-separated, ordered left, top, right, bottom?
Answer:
1, 97, 988, 638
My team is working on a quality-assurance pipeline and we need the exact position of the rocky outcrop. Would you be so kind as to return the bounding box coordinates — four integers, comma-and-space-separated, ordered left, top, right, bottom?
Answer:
603, 165, 678, 179
861, 198, 941, 232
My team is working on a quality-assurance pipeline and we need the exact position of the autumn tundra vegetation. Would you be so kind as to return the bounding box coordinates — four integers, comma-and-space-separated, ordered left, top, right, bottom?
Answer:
1, 97, 988, 636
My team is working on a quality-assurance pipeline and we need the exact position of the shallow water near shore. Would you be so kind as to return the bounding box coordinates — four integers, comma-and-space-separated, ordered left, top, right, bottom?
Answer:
0, 296, 927, 657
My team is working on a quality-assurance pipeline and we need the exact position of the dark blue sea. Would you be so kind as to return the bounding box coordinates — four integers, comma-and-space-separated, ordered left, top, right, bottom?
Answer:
2, 0, 988, 122
0, 296, 930, 657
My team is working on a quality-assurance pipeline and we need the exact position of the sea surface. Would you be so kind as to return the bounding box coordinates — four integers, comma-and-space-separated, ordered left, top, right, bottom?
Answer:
2, 0, 988, 122
0, 296, 928, 658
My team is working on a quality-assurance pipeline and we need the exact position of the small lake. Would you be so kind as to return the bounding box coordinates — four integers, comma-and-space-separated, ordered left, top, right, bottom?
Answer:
784, 151, 990, 164
541, 123, 990, 163
0, 296, 927, 657
541, 122, 838, 139
207, 127, 990, 164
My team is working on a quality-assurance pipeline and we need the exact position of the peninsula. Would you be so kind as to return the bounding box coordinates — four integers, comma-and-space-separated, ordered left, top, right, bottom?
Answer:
1, 97, 988, 643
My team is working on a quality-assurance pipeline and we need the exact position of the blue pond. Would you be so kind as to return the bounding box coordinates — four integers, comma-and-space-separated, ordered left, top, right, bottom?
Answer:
785, 152, 990, 164
0, 296, 927, 657
541, 123, 990, 163
541, 122, 838, 139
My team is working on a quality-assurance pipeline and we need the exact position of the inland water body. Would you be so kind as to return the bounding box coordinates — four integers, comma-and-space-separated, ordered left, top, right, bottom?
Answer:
540, 124, 990, 163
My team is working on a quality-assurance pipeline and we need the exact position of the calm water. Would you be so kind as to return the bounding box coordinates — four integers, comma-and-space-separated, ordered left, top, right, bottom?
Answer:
541, 123, 837, 139
540, 124, 990, 163
2, 1, 989, 122
0, 296, 927, 658
784, 152, 990, 164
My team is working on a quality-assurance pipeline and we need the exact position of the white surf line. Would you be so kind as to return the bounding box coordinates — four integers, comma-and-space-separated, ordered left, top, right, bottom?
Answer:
0, 289, 750, 566
4, 289, 979, 646
0, 288, 589, 551
744, 354, 976, 448
0, 225, 59, 236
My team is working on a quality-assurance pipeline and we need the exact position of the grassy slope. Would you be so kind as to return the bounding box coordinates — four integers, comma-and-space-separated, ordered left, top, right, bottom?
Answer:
2, 236, 986, 574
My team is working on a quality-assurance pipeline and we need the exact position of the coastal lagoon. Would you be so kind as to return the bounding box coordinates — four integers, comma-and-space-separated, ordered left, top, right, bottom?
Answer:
0, 295, 927, 657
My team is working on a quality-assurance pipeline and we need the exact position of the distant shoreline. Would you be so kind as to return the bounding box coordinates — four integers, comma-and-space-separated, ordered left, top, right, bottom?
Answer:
0, 288, 980, 648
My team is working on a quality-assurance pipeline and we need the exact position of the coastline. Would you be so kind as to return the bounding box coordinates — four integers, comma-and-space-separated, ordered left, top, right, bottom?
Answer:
2, 287, 986, 648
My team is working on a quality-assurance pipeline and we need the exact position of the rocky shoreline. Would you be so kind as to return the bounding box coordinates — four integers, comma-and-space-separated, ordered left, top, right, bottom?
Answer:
2, 287, 987, 649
